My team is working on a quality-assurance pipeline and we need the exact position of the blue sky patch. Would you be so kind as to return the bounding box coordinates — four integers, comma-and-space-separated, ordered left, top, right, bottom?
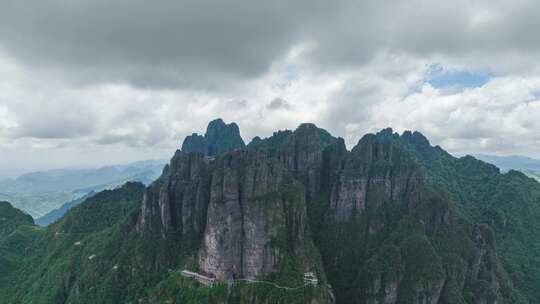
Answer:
403, 63, 492, 97
425, 63, 491, 89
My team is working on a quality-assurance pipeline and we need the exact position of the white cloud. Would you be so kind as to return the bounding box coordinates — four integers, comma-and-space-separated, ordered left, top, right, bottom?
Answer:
368, 77, 540, 156
1, 1, 540, 176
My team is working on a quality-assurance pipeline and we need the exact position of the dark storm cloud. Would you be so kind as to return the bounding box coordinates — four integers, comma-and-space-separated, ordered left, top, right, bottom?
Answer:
0, 0, 337, 89
14, 120, 94, 139
0, 0, 539, 89
385, 1, 540, 59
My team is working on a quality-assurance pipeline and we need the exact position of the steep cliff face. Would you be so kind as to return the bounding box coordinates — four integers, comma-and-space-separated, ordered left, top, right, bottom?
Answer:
330, 129, 424, 222
181, 133, 208, 154
468, 224, 501, 304
135, 122, 333, 303
206, 119, 246, 156
140, 118, 247, 239
246, 126, 466, 304
137, 151, 211, 247
199, 150, 316, 281
276, 123, 345, 203
296, 129, 512, 304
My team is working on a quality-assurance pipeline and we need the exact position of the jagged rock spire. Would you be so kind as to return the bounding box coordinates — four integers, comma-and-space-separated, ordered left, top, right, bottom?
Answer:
181, 118, 245, 156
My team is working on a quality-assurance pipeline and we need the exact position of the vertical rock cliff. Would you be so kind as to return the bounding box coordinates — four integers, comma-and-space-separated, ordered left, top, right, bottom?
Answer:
205, 118, 246, 156
198, 150, 316, 281
181, 133, 208, 154
137, 120, 332, 303
330, 129, 424, 222
138, 118, 246, 240
137, 151, 211, 249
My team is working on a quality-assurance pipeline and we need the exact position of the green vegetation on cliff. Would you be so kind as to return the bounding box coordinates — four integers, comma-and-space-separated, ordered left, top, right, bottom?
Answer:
399, 131, 540, 303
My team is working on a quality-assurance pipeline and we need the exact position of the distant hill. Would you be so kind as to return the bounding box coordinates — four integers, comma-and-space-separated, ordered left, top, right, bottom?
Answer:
35, 191, 95, 226
0, 160, 165, 218
475, 154, 540, 181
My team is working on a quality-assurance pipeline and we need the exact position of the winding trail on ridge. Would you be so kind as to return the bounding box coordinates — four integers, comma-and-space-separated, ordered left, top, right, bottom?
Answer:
237, 278, 309, 290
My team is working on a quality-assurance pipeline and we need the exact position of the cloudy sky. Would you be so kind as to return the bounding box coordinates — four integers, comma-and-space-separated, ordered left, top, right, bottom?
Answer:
1, 0, 540, 178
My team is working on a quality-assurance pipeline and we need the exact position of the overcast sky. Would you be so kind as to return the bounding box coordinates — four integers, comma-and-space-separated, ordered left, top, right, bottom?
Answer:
1, 0, 540, 178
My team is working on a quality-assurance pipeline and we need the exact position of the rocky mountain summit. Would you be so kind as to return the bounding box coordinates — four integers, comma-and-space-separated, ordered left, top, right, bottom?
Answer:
181, 118, 245, 156
134, 120, 527, 303
1, 119, 539, 304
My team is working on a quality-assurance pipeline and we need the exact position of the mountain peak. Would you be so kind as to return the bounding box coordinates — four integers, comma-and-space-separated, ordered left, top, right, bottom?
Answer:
206, 118, 241, 135
401, 130, 430, 147
208, 118, 225, 124
293, 123, 336, 143
377, 127, 395, 137
205, 119, 244, 156
296, 122, 318, 130
181, 133, 208, 154
181, 119, 245, 156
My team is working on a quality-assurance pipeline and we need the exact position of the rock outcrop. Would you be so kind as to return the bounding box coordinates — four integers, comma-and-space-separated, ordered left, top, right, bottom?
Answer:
139, 119, 247, 239
181, 133, 208, 154
180, 118, 246, 156
205, 118, 245, 156
137, 151, 211, 245
198, 150, 315, 281
330, 129, 424, 222
275, 123, 345, 203
468, 224, 501, 304
138, 124, 331, 303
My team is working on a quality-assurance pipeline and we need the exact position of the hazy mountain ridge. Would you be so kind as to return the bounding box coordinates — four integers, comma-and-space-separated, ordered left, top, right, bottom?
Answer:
1, 120, 539, 303
0, 160, 165, 217
475, 154, 540, 181
35, 192, 96, 226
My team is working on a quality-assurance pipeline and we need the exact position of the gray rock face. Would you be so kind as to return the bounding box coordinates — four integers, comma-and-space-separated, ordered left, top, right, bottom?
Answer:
181, 133, 208, 154
330, 132, 423, 222
198, 150, 313, 281
180, 118, 245, 156
469, 224, 501, 304
205, 118, 245, 156
137, 151, 211, 244
138, 143, 332, 303
275, 123, 346, 204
